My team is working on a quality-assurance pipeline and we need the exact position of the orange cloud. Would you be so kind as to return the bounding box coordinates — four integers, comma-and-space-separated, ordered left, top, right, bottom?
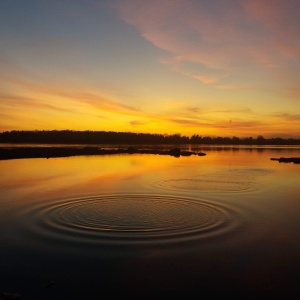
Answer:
1, 61, 299, 137
186, 74, 220, 85
0, 75, 141, 116
286, 86, 300, 98
0, 93, 73, 113
271, 113, 300, 122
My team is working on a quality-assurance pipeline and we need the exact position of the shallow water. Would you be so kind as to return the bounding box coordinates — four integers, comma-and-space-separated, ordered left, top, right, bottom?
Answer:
1, 146, 300, 299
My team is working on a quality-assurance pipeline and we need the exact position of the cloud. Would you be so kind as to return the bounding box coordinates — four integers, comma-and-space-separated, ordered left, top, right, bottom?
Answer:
271, 113, 300, 122
115, 0, 300, 88
242, 0, 300, 38
187, 74, 220, 85
0, 75, 141, 117
130, 120, 148, 126
216, 119, 263, 129
214, 108, 252, 114
2, 73, 216, 130
0, 93, 72, 113
217, 83, 258, 91
186, 107, 204, 114
74, 91, 140, 114
169, 118, 211, 127
159, 56, 221, 84
284, 86, 300, 99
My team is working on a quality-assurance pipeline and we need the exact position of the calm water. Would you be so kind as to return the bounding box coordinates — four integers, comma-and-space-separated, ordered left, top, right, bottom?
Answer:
1, 146, 300, 299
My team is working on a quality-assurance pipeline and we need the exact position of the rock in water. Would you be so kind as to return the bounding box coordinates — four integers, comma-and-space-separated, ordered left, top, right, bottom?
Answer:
2, 292, 21, 300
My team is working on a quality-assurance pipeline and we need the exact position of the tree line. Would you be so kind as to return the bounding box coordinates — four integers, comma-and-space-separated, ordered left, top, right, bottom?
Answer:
0, 130, 300, 145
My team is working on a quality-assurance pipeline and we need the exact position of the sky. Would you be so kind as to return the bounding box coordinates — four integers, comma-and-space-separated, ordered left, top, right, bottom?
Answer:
0, 0, 300, 138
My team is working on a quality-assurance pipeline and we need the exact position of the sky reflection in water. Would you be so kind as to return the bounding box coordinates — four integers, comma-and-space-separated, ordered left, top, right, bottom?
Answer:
0, 146, 300, 299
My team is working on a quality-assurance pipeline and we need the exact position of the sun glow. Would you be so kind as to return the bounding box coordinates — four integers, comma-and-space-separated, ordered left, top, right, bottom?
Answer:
0, 0, 300, 138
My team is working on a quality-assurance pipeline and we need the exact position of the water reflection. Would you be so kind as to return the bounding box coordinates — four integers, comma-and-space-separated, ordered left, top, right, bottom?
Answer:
1, 146, 300, 298
8, 194, 244, 253
155, 167, 273, 193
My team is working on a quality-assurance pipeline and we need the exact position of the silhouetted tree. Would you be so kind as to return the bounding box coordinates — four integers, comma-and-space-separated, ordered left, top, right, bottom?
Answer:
0, 130, 299, 145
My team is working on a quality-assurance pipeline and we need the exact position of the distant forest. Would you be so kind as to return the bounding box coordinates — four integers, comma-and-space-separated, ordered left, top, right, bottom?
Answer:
0, 130, 300, 145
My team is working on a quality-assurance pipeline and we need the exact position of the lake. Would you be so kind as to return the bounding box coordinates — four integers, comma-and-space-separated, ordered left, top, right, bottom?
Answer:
1, 145, 300, 299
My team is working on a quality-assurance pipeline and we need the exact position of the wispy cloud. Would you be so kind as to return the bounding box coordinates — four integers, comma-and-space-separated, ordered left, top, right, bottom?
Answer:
74, 91, 140, 114
271, 113, 300, 122
115, 0, 300, 88
1, 70, 292, 137
215, 119, 263, 129
169, 118, 212, 127
214, 108, 252, 114
0, 75, 141, 116
0, 93, 72, 113
187, 74, 220, 85
217, 83, 258, 91
129, 120, 149, 126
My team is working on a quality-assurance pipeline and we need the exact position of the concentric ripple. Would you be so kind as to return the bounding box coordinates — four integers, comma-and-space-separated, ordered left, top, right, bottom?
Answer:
19, 194, 242, 246
155, 168, 272, 193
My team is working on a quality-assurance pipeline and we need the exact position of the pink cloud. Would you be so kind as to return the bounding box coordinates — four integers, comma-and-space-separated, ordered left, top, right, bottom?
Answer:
242, 0, 300, 61
115, 0, 300, 86
242, 0, 300, 37
189, 74, 220, 85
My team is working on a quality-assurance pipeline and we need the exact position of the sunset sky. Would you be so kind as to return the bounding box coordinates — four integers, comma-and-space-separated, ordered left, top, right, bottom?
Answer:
1, 0, 300, 138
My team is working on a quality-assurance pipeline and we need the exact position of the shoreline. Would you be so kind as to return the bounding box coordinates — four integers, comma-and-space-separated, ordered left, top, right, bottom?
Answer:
0, 146, 206, 160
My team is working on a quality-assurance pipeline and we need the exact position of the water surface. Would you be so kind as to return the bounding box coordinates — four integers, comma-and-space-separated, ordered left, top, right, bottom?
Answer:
1, 146, 300, 299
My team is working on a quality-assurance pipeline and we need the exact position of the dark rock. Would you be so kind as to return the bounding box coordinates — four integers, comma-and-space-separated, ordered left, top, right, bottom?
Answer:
270, 157, 300, 164
198, 152, 206, 156
180, 151, 193, 156
44, 280, 55, 288
2, 292, 21, 300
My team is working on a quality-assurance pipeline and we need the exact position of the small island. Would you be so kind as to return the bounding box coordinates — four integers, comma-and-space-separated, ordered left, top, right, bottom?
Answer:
270, 157, 300, 164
